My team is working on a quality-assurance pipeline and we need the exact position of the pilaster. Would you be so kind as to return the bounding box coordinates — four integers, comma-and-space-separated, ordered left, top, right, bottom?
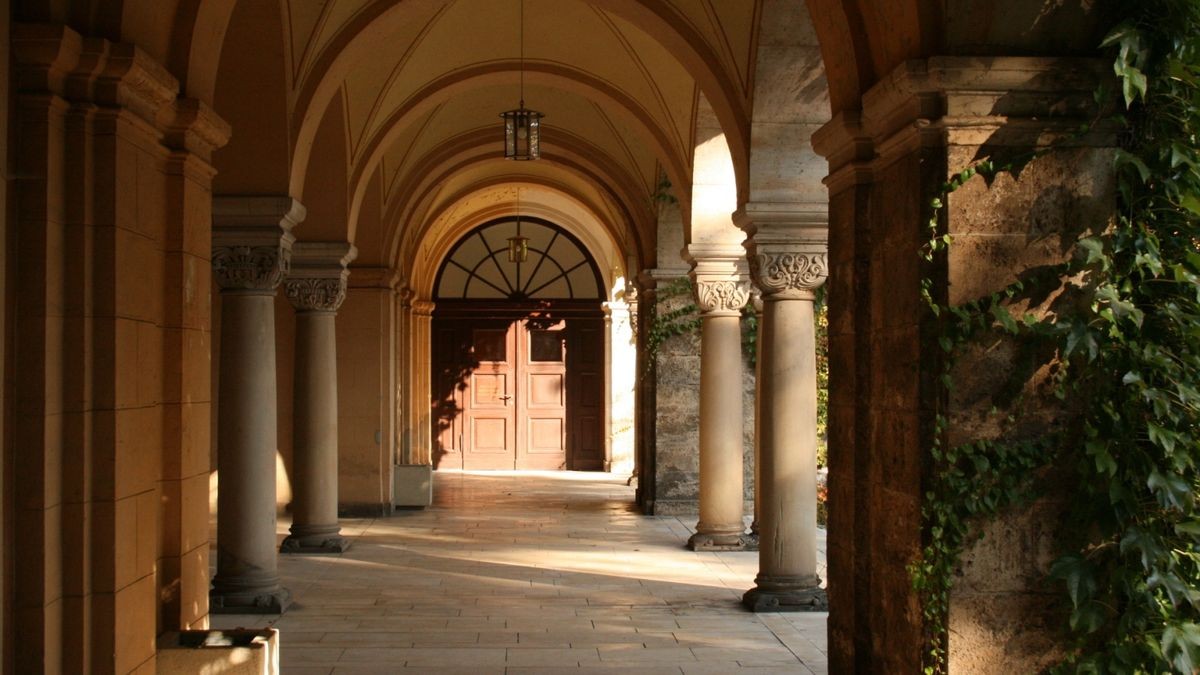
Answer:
11, 21, 230, 672
337, 267, 401, 515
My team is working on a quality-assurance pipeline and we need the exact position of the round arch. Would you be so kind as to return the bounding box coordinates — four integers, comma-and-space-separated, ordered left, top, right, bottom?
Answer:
377, 130, 651, 274
433, 217, 605, 302
406, 181, 629, 304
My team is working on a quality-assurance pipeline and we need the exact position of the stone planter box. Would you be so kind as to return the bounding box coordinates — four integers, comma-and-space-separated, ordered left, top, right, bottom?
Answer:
158, 629, 279, 674
393, 463, 432, 508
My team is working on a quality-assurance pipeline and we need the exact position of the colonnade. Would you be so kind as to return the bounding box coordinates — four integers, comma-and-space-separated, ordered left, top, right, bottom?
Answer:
680, 204, 829, 611
209, 196, 356, 612
206, 199, 827, 614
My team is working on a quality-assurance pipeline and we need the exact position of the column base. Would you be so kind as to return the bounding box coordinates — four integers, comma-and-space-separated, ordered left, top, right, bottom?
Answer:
742, 575, 828, 612
209, 586, 292, 615
688, 531, 749, 551
280, 533, 350, 555
741, 532, 759, 551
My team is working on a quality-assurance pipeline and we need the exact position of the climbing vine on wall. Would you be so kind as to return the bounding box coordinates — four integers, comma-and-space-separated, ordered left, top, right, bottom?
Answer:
912, 2, 1200, 673
643, 277, 701, 376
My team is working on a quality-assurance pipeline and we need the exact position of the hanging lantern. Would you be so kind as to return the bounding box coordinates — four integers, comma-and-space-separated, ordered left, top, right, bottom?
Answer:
501, 105, 543, 161
507, 233, 530, 263
501, 0, 543, 161
507, 213, 529, 263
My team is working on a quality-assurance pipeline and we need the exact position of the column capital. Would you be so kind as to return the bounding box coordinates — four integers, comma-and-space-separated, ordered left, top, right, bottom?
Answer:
736, 202, 828, 301
412, 300, 435, 317
687, 245, 751, 316
212, 196, 305, 293
284, 242, 357, 313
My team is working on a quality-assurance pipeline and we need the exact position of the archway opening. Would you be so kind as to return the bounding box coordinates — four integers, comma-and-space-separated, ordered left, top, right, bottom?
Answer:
430, 217, 608, 471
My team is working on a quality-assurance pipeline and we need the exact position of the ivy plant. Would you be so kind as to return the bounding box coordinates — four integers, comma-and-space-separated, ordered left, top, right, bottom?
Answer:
911, 2, 1200, 673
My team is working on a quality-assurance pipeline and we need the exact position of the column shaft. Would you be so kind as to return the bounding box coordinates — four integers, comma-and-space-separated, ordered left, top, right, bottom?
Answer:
693, 313, 747, 546
212, 291, 291, 611
743, 294, 826, 609
283, 311, 346, 552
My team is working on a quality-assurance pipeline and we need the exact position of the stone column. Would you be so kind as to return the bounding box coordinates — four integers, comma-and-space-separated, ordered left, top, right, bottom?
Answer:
281, 242, 357, 554
210, 196, 304, 613
687, 246, 752, 551
738, 204, 829, 610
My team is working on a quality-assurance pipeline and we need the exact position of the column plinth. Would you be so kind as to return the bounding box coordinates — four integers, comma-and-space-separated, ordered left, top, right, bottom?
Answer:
686, 248, 752, 552
738, 205, 828, 611
281, 243, 356, 554
210, 197, 303, 614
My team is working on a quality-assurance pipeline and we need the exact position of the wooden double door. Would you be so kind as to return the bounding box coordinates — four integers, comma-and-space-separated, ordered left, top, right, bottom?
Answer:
432, 314, 604, 471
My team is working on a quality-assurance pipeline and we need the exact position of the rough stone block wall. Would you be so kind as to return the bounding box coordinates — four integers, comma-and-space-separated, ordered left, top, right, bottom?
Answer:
646, 276, 755, 516
945, 145, 1115, 673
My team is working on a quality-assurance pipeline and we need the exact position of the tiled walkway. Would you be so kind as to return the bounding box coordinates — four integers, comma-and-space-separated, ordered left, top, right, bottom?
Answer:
212, 470, 828, 674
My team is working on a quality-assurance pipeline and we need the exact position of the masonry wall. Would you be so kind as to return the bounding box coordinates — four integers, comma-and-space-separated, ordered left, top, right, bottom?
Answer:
644, 273, 756, 516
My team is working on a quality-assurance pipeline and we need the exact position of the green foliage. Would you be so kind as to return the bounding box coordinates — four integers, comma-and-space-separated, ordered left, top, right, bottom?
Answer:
644, 277, 701, 376
912, 2, 1200, 673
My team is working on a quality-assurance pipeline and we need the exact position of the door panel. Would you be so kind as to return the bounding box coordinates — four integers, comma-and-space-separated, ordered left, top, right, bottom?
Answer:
516, 321, 567, 469
461, 323, 516, 469
568, 320, 606, 470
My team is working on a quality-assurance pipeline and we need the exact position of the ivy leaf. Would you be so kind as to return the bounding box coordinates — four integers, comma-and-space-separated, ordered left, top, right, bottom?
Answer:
1121, 66, 1148, 106
1050, 554, 1096, 608
991, 304, 1018, 334
1179, 193, 1200, 216
1079, 236, 1107, 265
1115, 149, 1152, 184
1147, 470, 1192, 510
1070, 602, 1107, 634
1162, 623, 1200, 675
1100, 22, 1139, 50
1175, 520, 1200, 537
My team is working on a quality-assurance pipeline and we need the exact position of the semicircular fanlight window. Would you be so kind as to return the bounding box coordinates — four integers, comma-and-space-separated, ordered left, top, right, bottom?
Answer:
435, 219, 602, 301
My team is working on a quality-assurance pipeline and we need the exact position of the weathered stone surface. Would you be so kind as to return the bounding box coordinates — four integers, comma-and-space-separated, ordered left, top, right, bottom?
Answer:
647, 276, 755, 516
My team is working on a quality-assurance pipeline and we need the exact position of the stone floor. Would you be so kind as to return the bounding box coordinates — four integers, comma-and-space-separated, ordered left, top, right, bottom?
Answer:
211, 470, 829, 674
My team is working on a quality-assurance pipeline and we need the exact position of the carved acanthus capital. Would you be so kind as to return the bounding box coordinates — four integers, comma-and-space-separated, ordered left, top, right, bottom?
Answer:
284, 242, 356, 313
285, 277, 346, 313
750, 251, 828, 300
736, 203, 829, 301
212, 196, 305, 293
694, 279, 752, 315
623, 282, 640, 339
212, 244, 292, 292
686, 244, 751, 317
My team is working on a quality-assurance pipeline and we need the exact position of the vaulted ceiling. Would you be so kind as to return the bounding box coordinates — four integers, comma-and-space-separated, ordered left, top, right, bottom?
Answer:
211, 0, 764, 277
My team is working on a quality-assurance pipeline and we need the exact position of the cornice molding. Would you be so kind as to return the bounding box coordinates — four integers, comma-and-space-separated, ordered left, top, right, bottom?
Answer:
812, 56, 1113, 182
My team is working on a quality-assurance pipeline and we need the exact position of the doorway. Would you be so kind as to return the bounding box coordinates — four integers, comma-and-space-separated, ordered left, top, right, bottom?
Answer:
432, 314, 604, 470
429, 217, 607, 471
